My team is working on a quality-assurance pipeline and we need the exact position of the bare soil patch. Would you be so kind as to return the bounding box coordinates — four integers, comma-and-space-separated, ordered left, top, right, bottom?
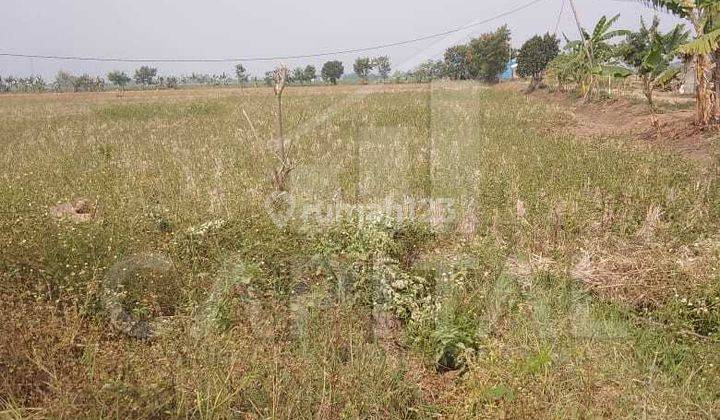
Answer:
514, 83, 718, 164
50, 198, 96, 223
372, 311, 459, 409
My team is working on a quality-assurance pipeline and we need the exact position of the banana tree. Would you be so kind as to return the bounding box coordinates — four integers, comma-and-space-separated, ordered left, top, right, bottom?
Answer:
640, 0, 720, 125
678, 9, 720, 120
566, 15, 631, 98
639, 56, 681, 112
620, 17, 690, 111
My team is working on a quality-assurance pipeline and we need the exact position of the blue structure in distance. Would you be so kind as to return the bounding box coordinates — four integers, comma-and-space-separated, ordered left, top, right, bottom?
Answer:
500, 58, 518, 81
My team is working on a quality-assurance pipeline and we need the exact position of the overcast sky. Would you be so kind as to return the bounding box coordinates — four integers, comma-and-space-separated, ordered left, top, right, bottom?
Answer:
0, 0, 682, 79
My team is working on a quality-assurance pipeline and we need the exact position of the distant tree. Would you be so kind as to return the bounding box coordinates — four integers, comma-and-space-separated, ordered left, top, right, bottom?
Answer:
291, 67, 305, 84
134, 66, 158, 86
444, 44, 471, 80
517, 33, 560, 92
392, 71, 409, 84
164, 76, 179, 89
353, 57, 374, 83
73, 74, 104, 92
107, 71, 131, 91
235, 64, 248, 81
321, 60, 344, 84
303, 65, 317, 84
179, 72, 233, 87
409, 60, 445, 82
264, 71, 275, 86
3, 76, 16, 92
373, 56, 391, 80
181, 73, 203, 85
31, 76, 46, 92
0, 75, 45, 93
217, 72, 231, 86
54, 71, 77, 92
468, 25, 512, 83
6, 76, 20, 92
235, 64, 249, 86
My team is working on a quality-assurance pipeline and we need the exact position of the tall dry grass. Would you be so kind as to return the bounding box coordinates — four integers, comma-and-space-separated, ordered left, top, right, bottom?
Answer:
1, 82, 719, 418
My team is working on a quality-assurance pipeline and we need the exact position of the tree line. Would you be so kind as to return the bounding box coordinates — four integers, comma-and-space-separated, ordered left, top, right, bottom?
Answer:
387, 25, 514, 83
1, 29, 518, 93
0, 56, 382, 93
5, 0, 715, 125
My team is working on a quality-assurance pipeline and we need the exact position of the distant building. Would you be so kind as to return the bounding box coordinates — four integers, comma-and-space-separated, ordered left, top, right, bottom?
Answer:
500, 58, 518, 81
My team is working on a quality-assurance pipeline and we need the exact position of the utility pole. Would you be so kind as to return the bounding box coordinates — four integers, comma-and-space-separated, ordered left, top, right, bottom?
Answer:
568, 0, 592, 64
568, 0, 595, 98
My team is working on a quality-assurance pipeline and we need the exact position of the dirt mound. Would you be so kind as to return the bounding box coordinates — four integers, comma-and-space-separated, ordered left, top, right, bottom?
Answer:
639, 113, 717, 162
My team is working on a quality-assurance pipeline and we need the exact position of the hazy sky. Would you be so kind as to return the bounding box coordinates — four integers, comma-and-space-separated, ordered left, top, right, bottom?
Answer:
0, 0, 681, 79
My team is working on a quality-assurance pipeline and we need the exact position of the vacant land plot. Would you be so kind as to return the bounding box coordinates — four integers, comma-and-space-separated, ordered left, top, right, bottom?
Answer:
1, 82, 719, 418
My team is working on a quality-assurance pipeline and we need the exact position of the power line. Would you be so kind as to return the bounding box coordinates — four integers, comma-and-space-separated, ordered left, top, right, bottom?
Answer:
554, 0, 566, 37
0, 0, 547, 63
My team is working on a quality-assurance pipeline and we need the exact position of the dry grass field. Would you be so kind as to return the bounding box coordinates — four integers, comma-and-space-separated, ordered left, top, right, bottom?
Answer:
1, 81, 719, 418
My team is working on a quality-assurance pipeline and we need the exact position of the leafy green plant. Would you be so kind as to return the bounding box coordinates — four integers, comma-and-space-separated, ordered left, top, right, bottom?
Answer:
564, 14, 631, 98
619, 17, 689, 111
546, 52, 582, 92
428, 285, 478, 372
